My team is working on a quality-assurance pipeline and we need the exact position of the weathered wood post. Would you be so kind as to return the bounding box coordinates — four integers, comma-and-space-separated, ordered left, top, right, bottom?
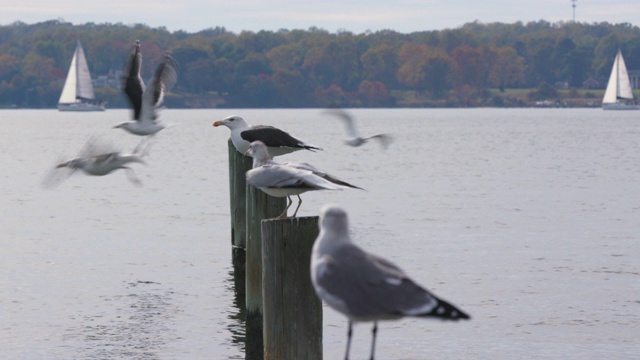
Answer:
261, 217, 323, 360
245, 186, 286, 360
228, 139, 253, 268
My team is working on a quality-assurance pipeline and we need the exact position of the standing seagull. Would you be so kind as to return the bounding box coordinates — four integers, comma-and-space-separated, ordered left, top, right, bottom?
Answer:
311, 204, 470, 360
213, 115, 321, 156
322, 108, 392, 149
114, 40, 179, 136
247, 140, 363, 190
42, 136, 146, 188
245, 141, 359, 218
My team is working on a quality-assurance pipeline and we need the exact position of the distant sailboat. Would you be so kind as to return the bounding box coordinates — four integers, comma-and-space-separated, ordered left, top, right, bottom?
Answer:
602, 50, 639, 110
58, 40, 106, 112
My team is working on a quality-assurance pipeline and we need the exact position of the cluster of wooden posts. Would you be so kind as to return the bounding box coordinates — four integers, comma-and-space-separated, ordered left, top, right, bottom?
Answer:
225, 140, 323, 360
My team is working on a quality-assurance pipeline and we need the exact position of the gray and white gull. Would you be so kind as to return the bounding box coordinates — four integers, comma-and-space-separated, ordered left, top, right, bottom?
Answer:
311, 204, 470, 360
322, 108, 392, 149
245, 141, 361, 218
42, 135, 146, 188
114, 40, 179, 137
213, 115, 321, 156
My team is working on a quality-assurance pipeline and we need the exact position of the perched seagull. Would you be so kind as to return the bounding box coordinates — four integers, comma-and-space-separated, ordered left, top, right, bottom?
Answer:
42, 136, 146, 188
245, 141, 360, 218
213, 115, 321, 156
311, 204, 470, 360
247, 140, 363, 189
114, 40, 179, 137
322, 108, 392, 149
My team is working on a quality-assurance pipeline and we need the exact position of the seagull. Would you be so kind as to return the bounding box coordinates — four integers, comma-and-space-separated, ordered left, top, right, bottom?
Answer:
311, 204, 470, 360
114, 40, 179, 137
245, 141, 360, 218
322, 108, 392, 149
247, 140, 364, 190
42, 135, 146, 188
213, 115, 322, 156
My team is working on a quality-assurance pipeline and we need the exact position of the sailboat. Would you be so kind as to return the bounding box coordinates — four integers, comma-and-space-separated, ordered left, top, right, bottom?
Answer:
58, 40, 106, 111
602, 50, 639, 110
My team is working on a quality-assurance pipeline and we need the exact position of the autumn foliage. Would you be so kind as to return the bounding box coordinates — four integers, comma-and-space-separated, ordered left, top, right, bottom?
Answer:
1, 20, 639, 108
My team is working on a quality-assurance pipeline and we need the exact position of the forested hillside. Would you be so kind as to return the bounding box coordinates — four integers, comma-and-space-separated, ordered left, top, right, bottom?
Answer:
1, 19, 639, 108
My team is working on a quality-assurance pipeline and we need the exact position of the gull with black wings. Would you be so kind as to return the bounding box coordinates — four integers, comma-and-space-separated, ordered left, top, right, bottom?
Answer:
213, 115, 321, 156
114, 40, 179, 137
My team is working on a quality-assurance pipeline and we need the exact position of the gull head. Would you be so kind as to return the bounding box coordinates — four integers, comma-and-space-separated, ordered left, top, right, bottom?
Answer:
213, 115, 247, 130
319, 204, 350, 237
245, 140, 271, 159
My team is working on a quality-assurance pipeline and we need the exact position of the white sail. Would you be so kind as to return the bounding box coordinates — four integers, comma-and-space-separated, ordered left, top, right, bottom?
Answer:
58, 40, 105, 111
74, 41, 96, 100
602, 50, 639, 110
58, 43, 79, 104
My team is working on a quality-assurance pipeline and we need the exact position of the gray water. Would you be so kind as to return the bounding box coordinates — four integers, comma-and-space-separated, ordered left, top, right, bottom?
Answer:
1, 108, 639, 359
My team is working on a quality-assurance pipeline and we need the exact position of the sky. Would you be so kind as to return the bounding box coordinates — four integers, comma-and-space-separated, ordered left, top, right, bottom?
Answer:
1, 0, 639, 34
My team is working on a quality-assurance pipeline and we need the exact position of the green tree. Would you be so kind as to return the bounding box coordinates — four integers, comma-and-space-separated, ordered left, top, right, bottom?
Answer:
397, 43, 453, 97
360, 44, 398, 87
489, 46, 526, 90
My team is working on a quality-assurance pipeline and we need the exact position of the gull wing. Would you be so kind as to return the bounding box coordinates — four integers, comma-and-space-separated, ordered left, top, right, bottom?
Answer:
284, 161, 364, 190
247, 165, 344, 190
77, 135, 117, 158
41, 154, 76, 189
139, 52, 179, 122
123, 41, 144, 120
365, 133, 393, 149
315, 245, 439, 319
323, 108, 361, 138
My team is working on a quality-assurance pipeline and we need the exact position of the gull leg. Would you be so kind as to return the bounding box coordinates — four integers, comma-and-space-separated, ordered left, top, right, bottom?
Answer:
369, 321, 378, 360
291, 195, 303, 217
276, 196, 292, 219
344, 321, 353, 360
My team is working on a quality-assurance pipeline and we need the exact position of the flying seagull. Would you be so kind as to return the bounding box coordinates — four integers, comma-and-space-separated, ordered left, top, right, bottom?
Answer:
42, 135, 146, 188
213, 115, 321, 156
311, 204, 470, 360
114, 40, 179, 137
245, 141, 360, 218
322, 108, 392, 149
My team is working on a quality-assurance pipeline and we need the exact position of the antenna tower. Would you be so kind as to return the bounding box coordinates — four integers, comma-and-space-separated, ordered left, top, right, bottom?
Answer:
572, 0, 577, 22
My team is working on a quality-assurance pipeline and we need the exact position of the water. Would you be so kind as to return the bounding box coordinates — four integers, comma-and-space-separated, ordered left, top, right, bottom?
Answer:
1, 108, 639, 359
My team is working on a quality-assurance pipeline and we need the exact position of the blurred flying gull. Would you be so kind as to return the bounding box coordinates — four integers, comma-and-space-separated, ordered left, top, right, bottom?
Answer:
311, 204, 470, 360
42, 135, 146, 188
213, 115, 321, 156
322, 108, 392, 149
245, 141, 360, 218
114, 40, 179, 137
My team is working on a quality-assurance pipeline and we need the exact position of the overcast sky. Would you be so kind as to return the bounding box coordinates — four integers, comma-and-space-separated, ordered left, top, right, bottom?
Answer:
2, 0, 639, 34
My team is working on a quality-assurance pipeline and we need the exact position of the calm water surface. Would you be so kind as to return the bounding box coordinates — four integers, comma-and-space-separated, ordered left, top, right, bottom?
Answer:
1, 108, 639, 359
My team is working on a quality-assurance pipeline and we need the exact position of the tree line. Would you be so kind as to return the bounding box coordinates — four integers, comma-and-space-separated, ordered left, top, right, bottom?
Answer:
1, 19, 639, 108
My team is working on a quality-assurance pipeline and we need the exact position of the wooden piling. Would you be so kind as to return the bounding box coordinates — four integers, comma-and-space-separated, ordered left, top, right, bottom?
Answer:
245, 186, 286, 360
228, 139, 252, 263
261, 217, 323, 360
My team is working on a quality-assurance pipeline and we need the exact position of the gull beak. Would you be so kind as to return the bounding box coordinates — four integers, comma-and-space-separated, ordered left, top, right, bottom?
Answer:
212, 121, 223, 127
56, 162, 68, 168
